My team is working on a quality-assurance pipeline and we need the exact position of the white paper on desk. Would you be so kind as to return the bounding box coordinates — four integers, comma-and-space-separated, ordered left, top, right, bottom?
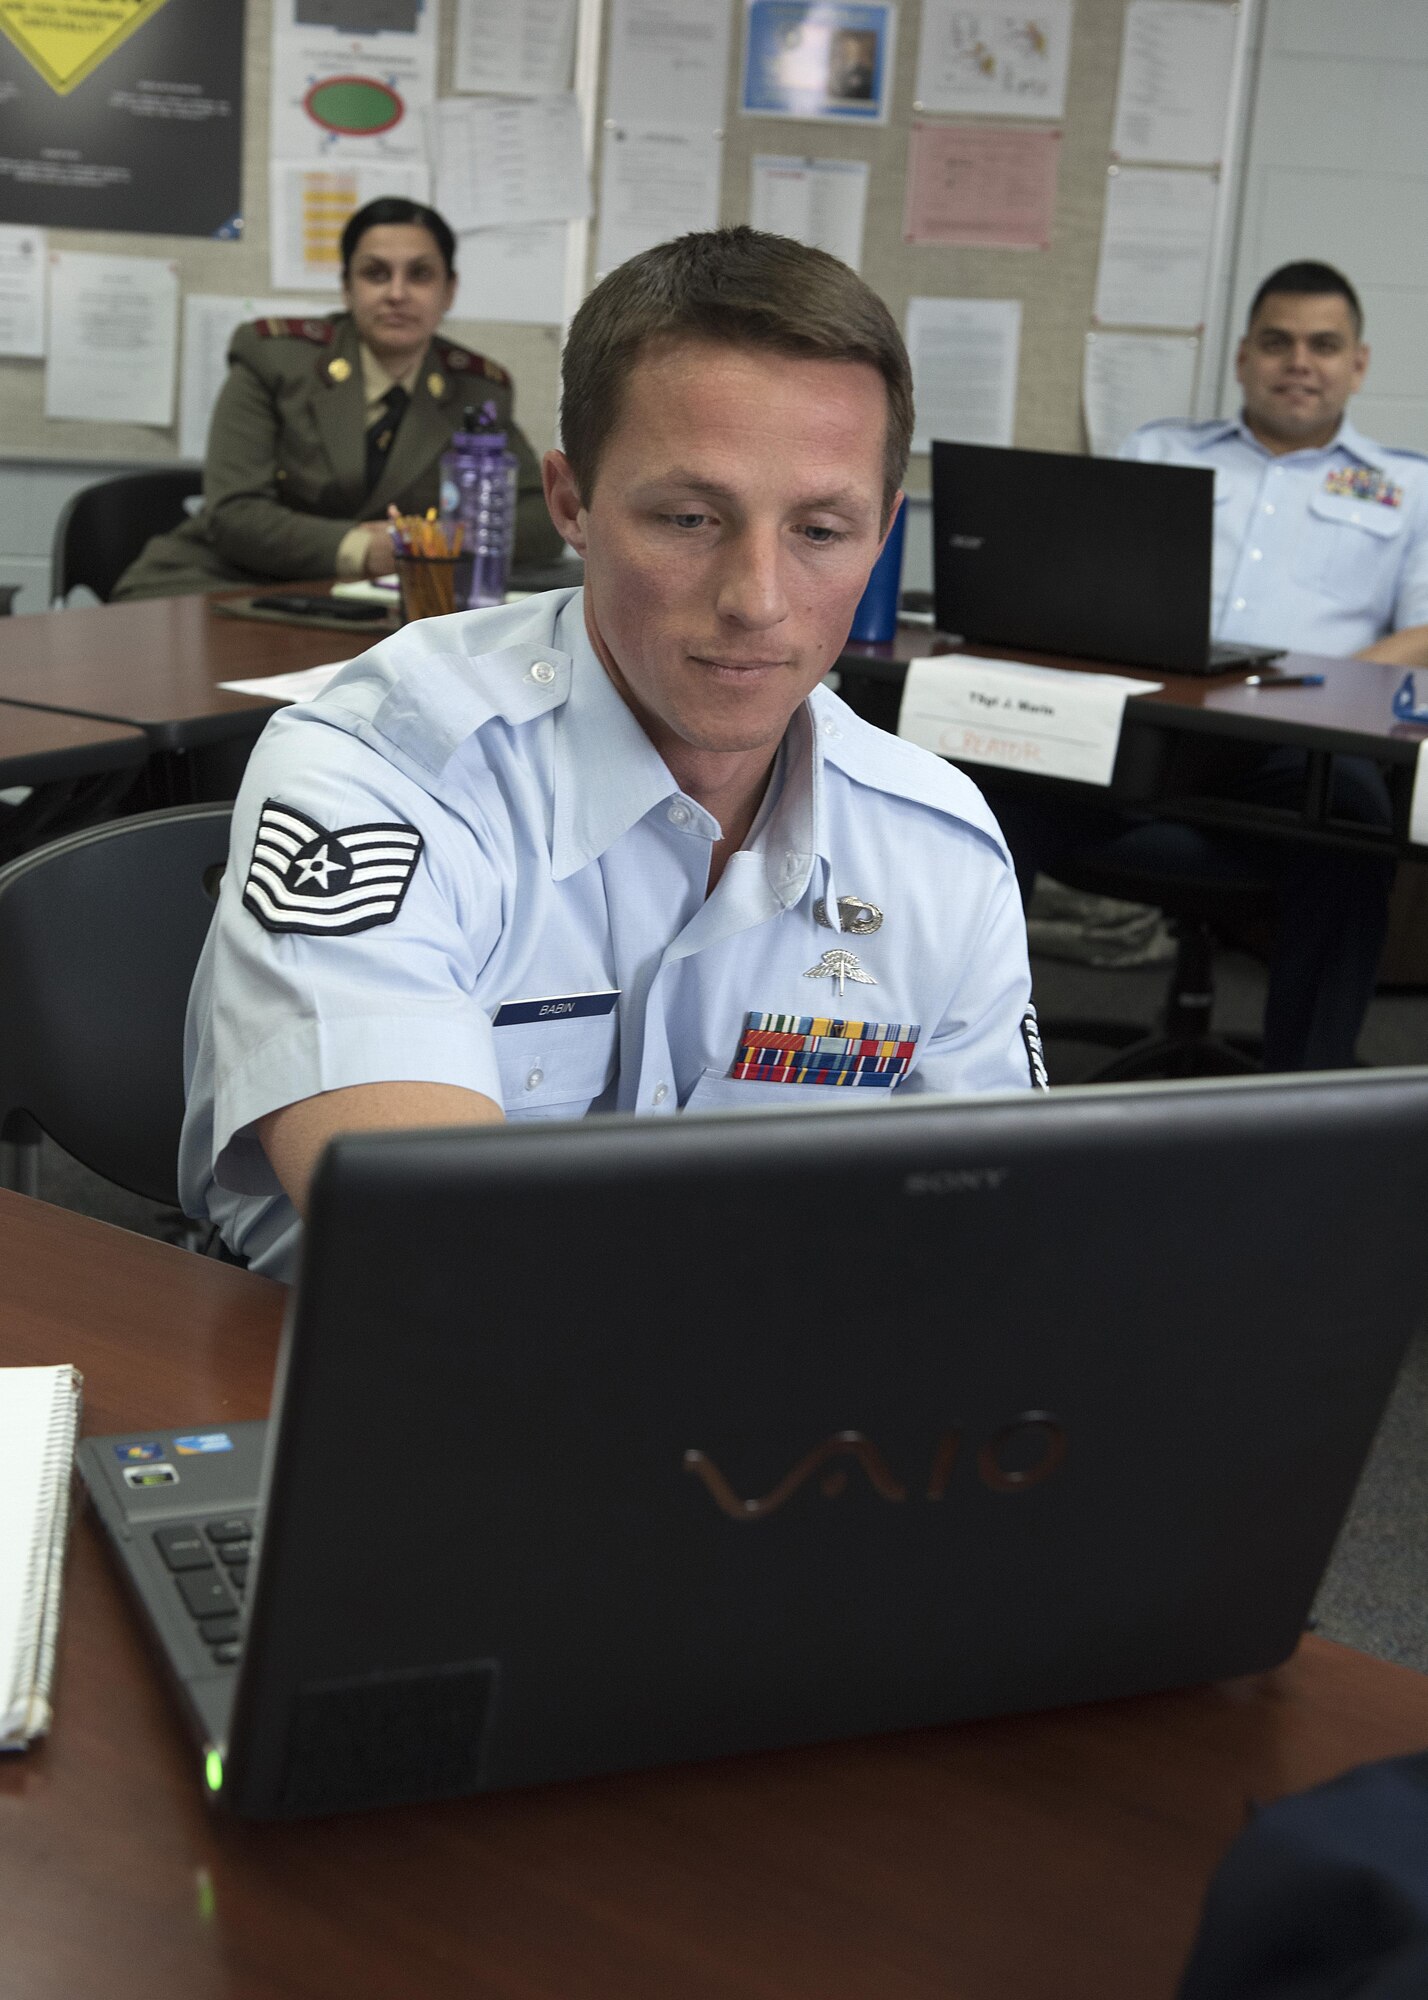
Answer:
604, 0, 733, 129
219, 663, 349, 705
595, 125, 722, 279
1111, 1, 1237, 166
898, 655, 1161, 786
268, 160, 432, 294
0, 226, 44, 360
269, 0, 436, 163
45, 252, 179, 428
455, 224, 569, 323
906, 297, 1021, 454
1092, 167, 1216, 329
455, 0, 576, 95
180, 294, 331, 463
750, 156, 869, 270
913, 0, 1073, 118
430, 94, 591, 234
1083, 330, 1198, 455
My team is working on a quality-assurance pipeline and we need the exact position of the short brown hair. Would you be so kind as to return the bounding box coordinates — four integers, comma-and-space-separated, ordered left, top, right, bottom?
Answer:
560, 227, 912, 526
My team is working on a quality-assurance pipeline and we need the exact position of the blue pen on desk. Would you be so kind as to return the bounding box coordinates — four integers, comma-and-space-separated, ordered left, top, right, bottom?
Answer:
1243, 672, 1325, 689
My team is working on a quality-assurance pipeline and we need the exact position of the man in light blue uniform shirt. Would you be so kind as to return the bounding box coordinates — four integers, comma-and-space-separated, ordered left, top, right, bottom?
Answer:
181, 228, 1043, 1279
1121, 266, 1428, 663
1002, 262, 1424, 1072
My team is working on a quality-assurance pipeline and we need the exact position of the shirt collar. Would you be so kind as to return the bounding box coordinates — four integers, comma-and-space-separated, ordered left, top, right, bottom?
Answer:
1225, 408, 1381, 466
359, 340, 422, 406
549, 592, 829, 899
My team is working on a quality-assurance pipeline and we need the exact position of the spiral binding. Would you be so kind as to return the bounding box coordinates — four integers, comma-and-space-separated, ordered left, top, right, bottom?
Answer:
4, 1366, 82, 1743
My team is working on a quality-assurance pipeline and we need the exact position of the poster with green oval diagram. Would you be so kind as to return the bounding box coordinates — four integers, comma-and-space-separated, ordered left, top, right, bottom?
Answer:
0, 0, 243, 236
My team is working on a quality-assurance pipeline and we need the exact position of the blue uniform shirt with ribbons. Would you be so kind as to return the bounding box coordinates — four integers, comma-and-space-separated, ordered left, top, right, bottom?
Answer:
1120, 415, 1428, 656
179, 588, 1042, 1280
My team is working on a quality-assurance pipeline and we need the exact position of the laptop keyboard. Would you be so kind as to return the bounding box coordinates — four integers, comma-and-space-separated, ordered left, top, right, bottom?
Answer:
153, 1515, 255, 1667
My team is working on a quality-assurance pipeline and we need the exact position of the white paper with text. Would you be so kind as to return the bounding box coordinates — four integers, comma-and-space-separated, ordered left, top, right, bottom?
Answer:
897, 655, 1160, 786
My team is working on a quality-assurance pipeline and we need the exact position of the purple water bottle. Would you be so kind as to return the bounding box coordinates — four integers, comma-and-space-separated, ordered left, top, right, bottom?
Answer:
439, 402, 518, 608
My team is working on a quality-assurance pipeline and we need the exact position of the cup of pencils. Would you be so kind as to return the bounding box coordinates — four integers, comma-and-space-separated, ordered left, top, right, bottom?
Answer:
387, 509, 472, 624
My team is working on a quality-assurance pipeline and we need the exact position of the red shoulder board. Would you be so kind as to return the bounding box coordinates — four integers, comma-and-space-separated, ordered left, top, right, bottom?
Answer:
254, 316, 336, 345
435, 337, 509, 387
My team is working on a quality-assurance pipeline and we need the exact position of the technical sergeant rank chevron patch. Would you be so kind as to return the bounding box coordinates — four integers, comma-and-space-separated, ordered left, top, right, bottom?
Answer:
241, 799, 423, 937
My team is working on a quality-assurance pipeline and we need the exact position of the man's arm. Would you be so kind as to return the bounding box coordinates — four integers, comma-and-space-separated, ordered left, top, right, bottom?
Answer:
259, 1081, 503, 1218
1357, 626, 1428, 667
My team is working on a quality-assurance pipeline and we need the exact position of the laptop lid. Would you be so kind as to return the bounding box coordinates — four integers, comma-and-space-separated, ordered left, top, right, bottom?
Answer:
933, 441, 1219, 672
198, 1072, 1428, 1818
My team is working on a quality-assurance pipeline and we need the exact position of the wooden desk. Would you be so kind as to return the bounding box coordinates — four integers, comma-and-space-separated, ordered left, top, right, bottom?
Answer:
0, 593, 379, 754
0, 700, 147, 789
3, 1188, 1427, 2000
837, 631, 1428, 855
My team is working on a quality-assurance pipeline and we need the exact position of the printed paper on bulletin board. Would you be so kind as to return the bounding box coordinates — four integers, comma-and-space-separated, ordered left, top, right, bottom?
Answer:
904, 125, 1060, 249
0, 0, 244, 237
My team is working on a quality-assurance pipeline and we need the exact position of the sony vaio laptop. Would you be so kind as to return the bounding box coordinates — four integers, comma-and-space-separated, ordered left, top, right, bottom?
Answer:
932, 441, 1286, 675
79, 1072, 1428, 1820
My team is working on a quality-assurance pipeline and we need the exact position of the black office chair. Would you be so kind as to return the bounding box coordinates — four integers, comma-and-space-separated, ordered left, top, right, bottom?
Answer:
0, 586, 19, 616
0, 804, 231, 1206
50, 468, 203, 606
1038, 858, 1270, 1080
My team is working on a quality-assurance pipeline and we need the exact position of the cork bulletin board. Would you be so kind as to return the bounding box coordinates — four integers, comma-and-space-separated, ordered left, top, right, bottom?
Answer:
0, 0, 1224, 496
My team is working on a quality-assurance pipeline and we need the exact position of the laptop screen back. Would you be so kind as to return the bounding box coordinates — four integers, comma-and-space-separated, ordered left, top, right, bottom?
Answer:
219, 1074, 1428, 1816
932, 441, 1216, 671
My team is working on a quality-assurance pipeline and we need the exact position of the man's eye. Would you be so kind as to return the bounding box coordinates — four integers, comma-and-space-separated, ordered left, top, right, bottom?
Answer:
666, 513, 709, 530
801, 525, 846, 545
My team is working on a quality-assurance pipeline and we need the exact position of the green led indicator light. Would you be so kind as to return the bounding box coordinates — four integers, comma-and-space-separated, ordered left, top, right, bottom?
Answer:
204, 1747, 224, 1794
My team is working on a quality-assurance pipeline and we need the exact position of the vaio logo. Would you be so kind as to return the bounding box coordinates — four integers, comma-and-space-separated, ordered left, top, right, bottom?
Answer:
684, 1412, 1066, 1522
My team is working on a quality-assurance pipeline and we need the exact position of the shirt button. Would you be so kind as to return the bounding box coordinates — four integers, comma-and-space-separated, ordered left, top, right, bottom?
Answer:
1233, 597, 1247, 611
525, 1067, 544, 1091
1250, 548, 1263, 561
652, 1081, 669, 1105
666, 801, 692, 828
528, 660, 556, 685
1263, 503, 1275, 515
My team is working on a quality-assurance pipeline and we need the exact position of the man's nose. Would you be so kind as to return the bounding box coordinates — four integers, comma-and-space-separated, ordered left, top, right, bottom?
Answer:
716, 527, 789, 629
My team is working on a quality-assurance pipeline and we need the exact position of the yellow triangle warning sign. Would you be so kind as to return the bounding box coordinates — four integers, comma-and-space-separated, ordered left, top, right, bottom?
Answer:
0, 0, 172, 98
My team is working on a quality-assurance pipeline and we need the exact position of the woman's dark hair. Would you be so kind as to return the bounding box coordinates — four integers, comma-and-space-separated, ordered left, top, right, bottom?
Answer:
340, 198, 457, 279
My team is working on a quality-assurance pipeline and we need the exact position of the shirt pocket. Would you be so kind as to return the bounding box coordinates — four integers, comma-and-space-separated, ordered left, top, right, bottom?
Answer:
494, 1015, 618, 1119
1298, 491, 1406, 605
683, 1067, 901, 1114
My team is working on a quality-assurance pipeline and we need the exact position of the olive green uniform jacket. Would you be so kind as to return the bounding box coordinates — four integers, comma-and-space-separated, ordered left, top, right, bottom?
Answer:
113, 312, 562, 600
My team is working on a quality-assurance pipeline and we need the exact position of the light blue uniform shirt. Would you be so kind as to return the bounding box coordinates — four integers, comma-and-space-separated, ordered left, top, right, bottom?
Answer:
180, 588, 1041, 1280
1120, 415, 1428, 655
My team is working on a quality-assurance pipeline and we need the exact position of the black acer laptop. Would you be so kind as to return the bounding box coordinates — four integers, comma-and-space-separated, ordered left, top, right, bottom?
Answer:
79, 1072, 1428, 1820
932, 441, 1286, 675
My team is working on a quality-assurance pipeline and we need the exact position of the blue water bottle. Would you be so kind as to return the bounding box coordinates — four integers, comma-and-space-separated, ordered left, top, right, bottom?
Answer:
846, 501, 907, 644
439, 402, 518, 608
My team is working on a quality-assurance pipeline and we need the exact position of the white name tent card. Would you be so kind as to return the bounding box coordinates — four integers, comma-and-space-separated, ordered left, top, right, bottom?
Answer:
897, 655, 1161, 787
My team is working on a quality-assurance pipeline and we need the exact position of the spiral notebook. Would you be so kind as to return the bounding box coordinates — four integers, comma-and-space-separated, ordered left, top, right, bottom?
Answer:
0, 1365, 81, 1749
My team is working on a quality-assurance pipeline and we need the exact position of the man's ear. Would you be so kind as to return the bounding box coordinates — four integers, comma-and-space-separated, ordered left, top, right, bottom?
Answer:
543, 450, 587, 555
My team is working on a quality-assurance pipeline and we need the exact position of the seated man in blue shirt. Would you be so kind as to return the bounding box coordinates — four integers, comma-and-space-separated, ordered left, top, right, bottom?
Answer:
181, 227, 1045, 1279
1002, 261, 1428, 1072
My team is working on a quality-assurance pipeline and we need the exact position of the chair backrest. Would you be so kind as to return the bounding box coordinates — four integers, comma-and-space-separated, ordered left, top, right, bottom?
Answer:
0, 804, 232, 1204
51, 468, 204, 605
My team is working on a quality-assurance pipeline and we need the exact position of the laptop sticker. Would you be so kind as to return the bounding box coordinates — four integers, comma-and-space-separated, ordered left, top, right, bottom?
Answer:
173, 1433, 234, 1455
123, 1463, 178, 1488
114, 1440, 165, 1462
493, 989, 620, 1027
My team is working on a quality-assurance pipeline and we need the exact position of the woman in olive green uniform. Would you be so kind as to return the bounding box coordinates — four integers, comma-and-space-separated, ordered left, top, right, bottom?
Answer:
114, 198, 562, 600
